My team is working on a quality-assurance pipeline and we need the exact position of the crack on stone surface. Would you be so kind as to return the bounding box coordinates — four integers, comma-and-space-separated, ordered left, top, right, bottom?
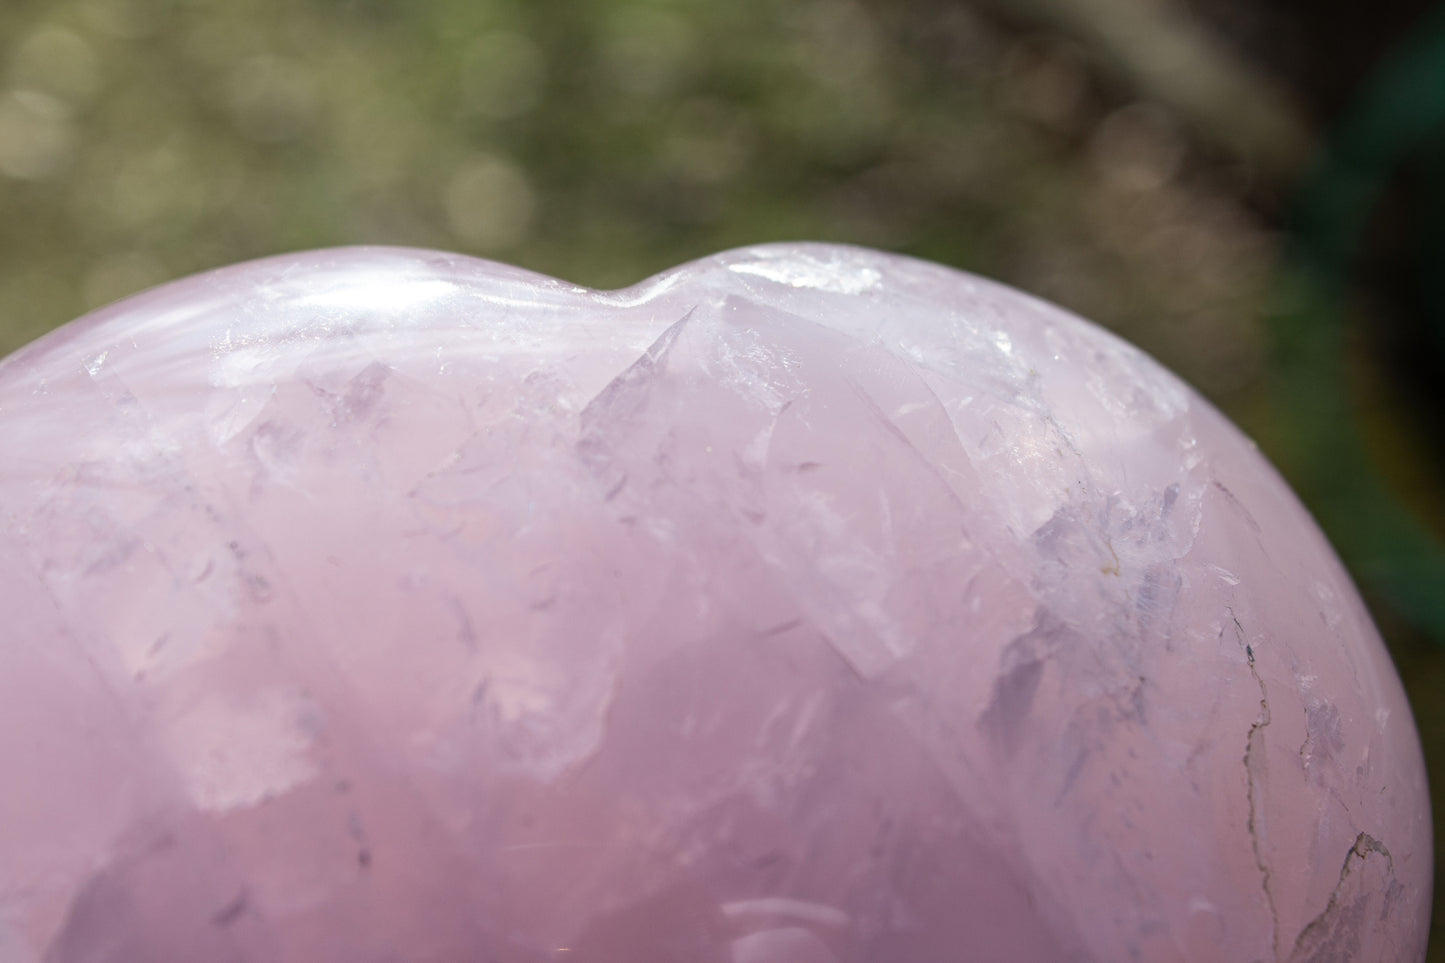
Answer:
209, 888, 249, 927
1286, 833, 1397, 963
1233, 608, 1279, 959
1212, 480, 1262, 534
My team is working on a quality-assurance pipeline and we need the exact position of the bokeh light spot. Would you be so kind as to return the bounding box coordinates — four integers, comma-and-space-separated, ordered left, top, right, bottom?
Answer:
444, 153, 536, 251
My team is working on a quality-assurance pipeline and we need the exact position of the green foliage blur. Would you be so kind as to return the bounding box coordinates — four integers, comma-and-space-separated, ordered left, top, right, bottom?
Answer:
0, 0, 1271, 403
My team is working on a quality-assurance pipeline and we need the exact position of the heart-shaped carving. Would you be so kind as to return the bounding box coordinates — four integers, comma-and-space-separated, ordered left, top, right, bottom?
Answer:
0, 244, 1428, 961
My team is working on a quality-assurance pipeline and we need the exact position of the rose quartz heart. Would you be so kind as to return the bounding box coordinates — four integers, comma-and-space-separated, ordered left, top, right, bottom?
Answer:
0, 245, 1430, 961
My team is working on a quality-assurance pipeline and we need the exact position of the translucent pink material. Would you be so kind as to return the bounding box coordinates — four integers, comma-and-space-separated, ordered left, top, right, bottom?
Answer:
0, 245, 1430, 961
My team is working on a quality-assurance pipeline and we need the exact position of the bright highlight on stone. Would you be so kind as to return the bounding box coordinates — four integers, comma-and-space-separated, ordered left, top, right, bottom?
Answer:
0, 244, 1430, 961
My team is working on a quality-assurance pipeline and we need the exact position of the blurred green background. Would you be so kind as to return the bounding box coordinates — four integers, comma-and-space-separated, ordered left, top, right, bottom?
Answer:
2, 0, 1443, 954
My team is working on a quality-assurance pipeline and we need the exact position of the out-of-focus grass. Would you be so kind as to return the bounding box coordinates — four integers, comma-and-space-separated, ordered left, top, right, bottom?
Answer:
0, 0, 1272, 405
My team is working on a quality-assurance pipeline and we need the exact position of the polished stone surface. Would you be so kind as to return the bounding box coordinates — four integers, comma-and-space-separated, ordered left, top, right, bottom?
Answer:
0, 244, 1430, 961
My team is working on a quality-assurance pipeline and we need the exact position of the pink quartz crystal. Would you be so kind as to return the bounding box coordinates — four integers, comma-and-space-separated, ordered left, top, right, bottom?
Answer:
0, 244, 1430, 962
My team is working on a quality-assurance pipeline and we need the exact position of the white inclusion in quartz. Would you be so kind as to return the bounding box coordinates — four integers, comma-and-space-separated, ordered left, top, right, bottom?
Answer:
720, 898, 850, 929
161, 689, 318, 813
